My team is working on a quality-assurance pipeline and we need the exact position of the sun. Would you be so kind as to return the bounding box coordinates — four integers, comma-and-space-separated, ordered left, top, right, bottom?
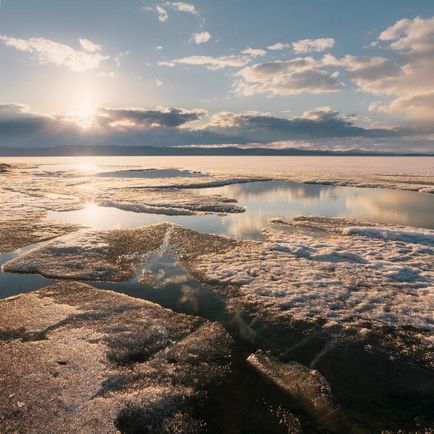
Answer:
70, 102, 97, 129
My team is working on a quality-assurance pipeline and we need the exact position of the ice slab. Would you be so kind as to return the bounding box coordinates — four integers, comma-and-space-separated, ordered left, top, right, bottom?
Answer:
0, 282, 233, 433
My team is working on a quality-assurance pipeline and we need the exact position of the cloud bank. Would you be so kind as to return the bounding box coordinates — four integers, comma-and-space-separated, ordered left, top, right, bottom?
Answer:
0, 103, 430, 152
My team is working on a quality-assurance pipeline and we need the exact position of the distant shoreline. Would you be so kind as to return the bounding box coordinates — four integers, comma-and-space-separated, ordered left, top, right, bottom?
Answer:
0, 146, 432, 157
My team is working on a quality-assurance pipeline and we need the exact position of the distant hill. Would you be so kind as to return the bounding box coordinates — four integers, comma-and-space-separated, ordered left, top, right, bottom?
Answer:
0, 145, 432, 157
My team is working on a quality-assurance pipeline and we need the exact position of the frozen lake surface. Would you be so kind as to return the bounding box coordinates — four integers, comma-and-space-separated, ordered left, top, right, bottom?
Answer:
3, 155, 434, 177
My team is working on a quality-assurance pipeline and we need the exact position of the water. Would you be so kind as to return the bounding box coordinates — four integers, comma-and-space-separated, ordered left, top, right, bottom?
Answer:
0, 242, 55, 296
46, 181, 434, 241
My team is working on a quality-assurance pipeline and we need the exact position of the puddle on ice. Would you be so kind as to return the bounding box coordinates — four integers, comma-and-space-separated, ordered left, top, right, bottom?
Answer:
46, 181, 434, 240
92, 250, 229, 323
0, 240, 227, 322
0, 242, 55, 297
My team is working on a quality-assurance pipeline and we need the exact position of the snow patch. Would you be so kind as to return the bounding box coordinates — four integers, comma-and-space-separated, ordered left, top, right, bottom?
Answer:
343, 226, 434, 246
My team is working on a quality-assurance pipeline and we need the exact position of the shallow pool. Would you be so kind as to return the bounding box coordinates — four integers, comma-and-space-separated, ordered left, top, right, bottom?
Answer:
46, 180, 434, 240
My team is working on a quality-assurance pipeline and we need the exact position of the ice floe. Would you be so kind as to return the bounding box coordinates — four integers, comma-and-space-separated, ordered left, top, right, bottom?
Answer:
0, 282, 233, 433
193, 218, 434, 333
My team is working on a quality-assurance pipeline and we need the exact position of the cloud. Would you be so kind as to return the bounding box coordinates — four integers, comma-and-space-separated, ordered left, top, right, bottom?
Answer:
96, 107, 204, 129
241, 48, 267, 57
145, 1, 198, 22
0, 34, 109, 72
191, 31, 212, 44
235, 57, 343, 96
0, 103, 30, 114
378, 16, 434, 53
0, 103, 80, 145
173, 54, 251, 70
166, 46, 270, 70
386, 92, 434, 121
339, 16, 434, 122
169, 1, 197, 15
200, 108, 395, 142
79, 38, 102, 53
292, 37, 335, 53
0, 103, 431, 152
268, 42, 289, 51
156, 5, 168, 21
157, 60, 176, 67
322, 54, 401, 93
155, 78, 163, 86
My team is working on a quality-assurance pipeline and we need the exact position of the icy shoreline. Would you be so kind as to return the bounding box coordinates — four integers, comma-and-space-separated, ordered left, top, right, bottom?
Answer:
1, 160, 434, 431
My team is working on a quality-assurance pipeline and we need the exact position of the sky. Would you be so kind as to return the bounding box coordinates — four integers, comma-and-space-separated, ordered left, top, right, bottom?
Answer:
1, 0, 434, 152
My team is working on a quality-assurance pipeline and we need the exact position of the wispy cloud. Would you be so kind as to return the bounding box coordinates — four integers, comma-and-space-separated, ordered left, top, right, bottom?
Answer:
145, 1, 198, 22
157, 60, 176, 67
78, 38, 102, 53
292, 37, 335, 53
170, 54, 251, 70
164, 47, 267, 70
267, 42, 289, 51
0, 34, 109, 72
241, 48, 267, 57
170, 1, 197, 15
156, 5, 168, 21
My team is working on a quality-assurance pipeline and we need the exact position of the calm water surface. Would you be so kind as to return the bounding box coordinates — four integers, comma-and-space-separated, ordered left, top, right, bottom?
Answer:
47, 180, 434, 240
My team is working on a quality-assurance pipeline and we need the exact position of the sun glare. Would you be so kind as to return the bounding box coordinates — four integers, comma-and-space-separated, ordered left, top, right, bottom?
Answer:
69, 102, 97, 129
75, 162, 97, 172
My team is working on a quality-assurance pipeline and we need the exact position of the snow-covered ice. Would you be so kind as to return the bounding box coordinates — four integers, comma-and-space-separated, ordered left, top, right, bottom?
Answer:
193, 218, 434, 336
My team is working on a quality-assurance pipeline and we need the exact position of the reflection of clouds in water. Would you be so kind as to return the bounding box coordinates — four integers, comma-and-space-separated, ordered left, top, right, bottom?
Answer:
164, 273, 190, 285
178, 284, 200, 312
47, 181, 434, 240
222, 212, 270, 238
212, 181, 340, 202
343, 190, 434, 227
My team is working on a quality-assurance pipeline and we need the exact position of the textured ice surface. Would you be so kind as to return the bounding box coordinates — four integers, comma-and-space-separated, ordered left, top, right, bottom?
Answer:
193, 217, 434, 335
3, 224, 169, 281
0, 282, 233, 433
0, 163, 253, 216
0, 190, 79, 255
3, 223, 237, 282
342, 225, 434, 245
6, 217, 433, 338
3, 156, 434, 194
95, 186, 245, 215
